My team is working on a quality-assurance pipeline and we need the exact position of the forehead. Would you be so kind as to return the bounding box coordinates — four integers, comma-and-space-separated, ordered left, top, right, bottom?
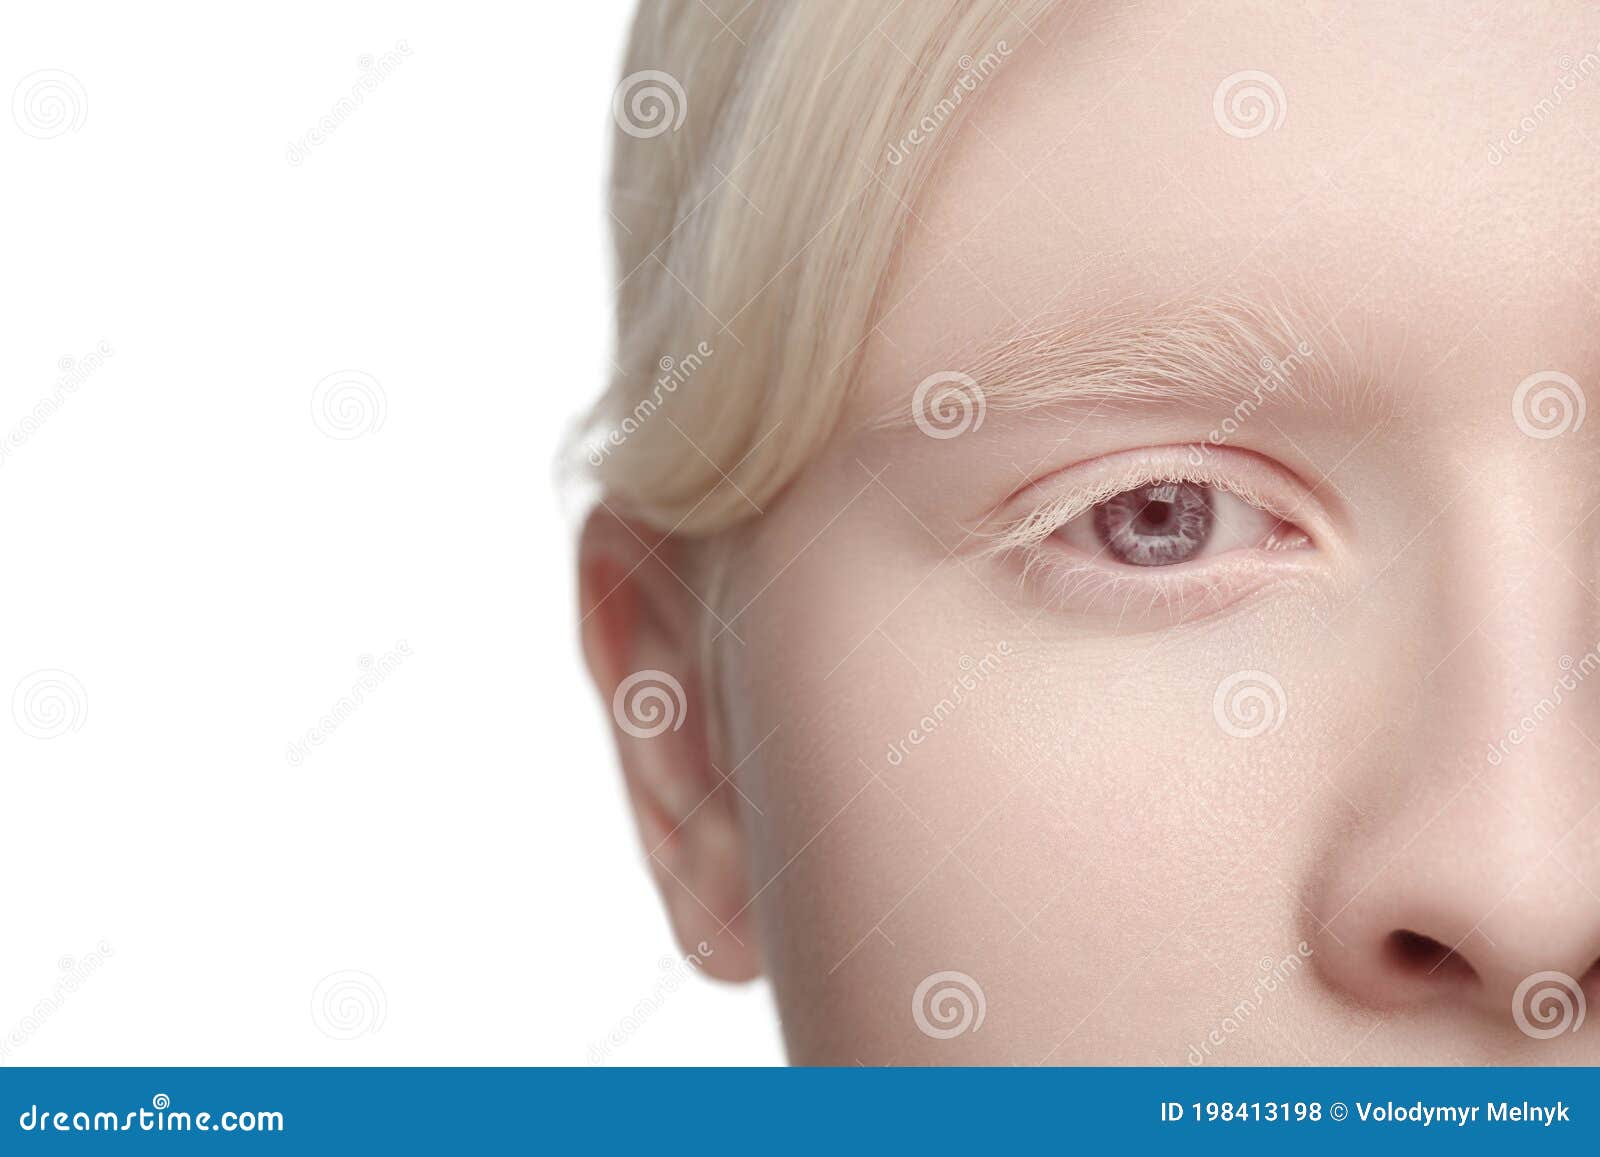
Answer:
855, 1, 1600, 423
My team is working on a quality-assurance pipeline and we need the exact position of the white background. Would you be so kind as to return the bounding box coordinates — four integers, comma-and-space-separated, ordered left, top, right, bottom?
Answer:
0, 2, 783, 1065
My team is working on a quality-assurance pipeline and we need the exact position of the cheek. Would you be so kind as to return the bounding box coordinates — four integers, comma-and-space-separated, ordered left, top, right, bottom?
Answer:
718, 508, 1342, 1059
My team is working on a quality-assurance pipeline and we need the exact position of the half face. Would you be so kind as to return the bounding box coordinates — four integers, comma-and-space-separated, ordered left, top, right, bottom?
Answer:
706, 1, 1600, 1063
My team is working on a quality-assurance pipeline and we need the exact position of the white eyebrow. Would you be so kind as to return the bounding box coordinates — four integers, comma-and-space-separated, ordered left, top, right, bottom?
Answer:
873, 292, 1393, 429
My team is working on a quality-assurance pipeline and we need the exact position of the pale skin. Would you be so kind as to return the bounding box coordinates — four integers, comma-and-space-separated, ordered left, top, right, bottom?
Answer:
583, 2, 1600, 1063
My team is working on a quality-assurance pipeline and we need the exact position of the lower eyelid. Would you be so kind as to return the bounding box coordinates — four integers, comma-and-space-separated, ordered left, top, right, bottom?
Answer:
1013, 546, 1315, 624
999, 499, 1326, 625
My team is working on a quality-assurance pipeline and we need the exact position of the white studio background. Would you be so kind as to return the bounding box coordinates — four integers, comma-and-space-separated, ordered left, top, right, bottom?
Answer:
0, 3, 783, 1066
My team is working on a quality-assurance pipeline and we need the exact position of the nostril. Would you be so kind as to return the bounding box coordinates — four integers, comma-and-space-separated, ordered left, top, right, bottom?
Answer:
1385, 930, 1479, 984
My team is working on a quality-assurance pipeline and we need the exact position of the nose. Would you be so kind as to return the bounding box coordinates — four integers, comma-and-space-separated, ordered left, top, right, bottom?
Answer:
1311, 804, 1600, 1020
1308, 567, 1600, 1029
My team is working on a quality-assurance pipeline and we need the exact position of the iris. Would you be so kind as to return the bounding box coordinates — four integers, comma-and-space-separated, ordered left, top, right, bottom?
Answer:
1092, 482, 1214, 566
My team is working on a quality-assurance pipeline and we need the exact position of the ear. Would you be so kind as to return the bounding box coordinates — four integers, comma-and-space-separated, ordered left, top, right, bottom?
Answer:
577, 506, 761, 982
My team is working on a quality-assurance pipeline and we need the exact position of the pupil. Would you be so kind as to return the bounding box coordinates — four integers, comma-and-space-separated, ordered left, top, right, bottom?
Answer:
1136, 500, 1174, 532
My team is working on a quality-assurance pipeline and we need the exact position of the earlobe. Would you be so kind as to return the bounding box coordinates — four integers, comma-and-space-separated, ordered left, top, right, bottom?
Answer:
577, 508, 762, 982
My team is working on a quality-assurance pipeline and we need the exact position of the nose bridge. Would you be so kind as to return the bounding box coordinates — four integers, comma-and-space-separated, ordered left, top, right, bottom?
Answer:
1307, 463, 1600, 1025
1462, 458, 1600, 790
1458, 453, 1593, 673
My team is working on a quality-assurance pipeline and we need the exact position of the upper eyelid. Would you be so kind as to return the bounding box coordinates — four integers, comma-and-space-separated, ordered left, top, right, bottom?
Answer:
975, 448, 1302, 561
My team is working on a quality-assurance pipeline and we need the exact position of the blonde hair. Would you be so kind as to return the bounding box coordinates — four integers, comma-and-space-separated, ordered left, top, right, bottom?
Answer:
583, 0, 1057, 536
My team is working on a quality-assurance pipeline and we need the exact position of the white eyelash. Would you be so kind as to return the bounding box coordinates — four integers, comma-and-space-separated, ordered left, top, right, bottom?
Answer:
976, 457, 1284, 561
974, 456, 1311, 621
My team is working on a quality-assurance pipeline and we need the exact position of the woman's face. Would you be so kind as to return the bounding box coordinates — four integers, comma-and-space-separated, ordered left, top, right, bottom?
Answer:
705, 1, 1600, 1063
